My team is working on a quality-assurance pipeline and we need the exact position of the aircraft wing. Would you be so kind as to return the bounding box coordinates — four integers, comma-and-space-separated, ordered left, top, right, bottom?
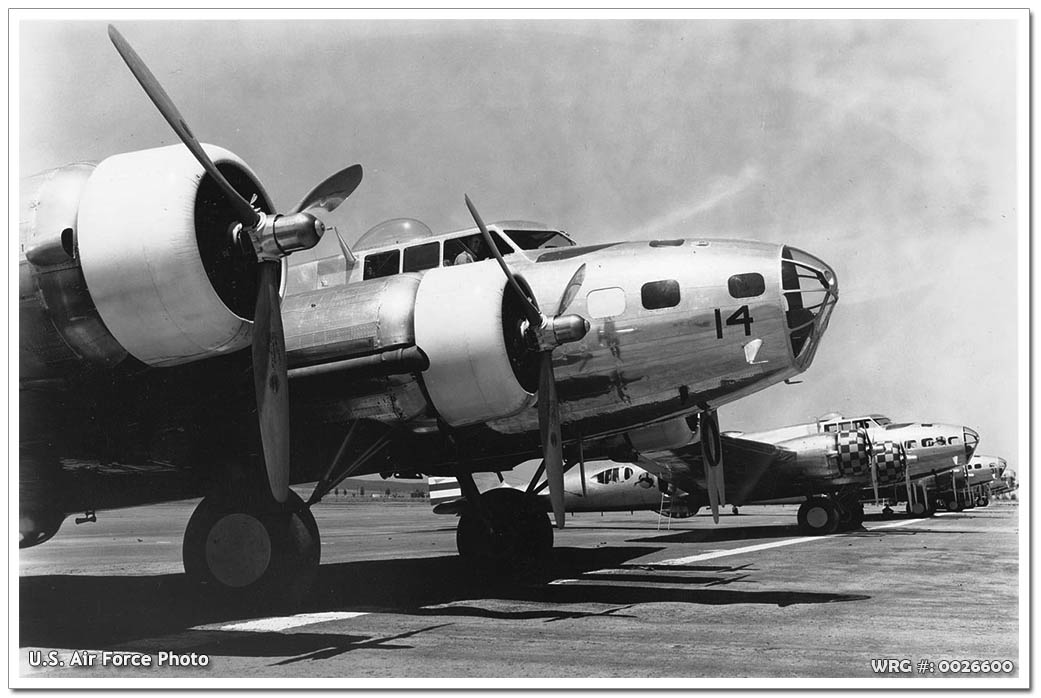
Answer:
638, 434, 796, 505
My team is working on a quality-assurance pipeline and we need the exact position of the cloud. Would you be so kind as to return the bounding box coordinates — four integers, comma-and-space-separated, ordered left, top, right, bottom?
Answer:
628, 163, 763, 239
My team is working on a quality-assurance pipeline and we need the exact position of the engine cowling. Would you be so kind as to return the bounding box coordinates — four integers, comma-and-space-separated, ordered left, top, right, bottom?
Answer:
872, 439, 907, 485
835, 428, 872, 477
414, 261, 539, 426
70, 144, 275, 367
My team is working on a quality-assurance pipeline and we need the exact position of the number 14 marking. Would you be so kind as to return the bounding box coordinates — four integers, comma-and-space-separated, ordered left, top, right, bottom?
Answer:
715, 305, 754, 338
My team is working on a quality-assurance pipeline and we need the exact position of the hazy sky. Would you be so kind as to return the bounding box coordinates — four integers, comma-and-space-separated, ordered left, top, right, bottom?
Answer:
17, 16, 1024, 466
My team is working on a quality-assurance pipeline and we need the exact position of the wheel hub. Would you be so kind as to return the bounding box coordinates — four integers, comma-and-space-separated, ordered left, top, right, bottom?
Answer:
806, 506, 830, 529
205, 513, 272, 588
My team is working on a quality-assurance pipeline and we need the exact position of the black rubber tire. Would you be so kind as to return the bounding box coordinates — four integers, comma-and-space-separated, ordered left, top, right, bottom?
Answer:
183, 491, 320, 610
797, 499, 839, 535
906, 501, 928, 517
457, 488, 552, 575
845, 502, 865, 529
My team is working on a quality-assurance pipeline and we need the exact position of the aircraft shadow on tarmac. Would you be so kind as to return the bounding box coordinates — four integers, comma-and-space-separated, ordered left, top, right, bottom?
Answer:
20, 543, 868, 656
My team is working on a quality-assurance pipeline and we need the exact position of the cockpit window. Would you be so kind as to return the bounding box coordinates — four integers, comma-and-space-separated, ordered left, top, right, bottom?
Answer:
728, 273, 766, 298
363, 249, 400, 280
403, 241, 440, 272
641, 280, 681, 310
503, 229, 573, 250
443, 233, 512, 266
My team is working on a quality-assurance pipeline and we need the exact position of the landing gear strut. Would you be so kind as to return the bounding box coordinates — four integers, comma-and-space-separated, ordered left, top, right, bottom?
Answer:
456, 488, 552, 575
183, 490, 320, 608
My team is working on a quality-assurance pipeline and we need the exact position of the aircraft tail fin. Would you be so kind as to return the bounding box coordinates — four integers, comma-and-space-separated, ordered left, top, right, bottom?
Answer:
428, 473, 514, 514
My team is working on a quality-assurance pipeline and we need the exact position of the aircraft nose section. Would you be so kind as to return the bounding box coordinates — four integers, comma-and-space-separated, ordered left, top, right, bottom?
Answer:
780, 246, 839, 368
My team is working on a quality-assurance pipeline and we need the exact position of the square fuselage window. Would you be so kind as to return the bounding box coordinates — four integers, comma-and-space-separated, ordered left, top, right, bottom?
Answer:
641, 280, 680, 310
728, 272, 766, 298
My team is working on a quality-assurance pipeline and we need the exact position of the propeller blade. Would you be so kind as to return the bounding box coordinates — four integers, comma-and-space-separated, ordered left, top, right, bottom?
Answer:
108, 25, 260, 228
538, 352, 566, 528
578, 438, 587, 498
464, 195, 543, 328
555, 263, 586, 316
700, 410, 724, 523
253, 261, 291, 503
705, 464, 721, 524
871, 457, 879, 504
290, 164, 364, 215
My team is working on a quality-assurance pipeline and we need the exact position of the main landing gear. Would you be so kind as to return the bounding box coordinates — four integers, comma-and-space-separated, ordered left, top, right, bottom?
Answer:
456, 488, 553, 576
796, 496, 864, 535
182, 490, 320, 609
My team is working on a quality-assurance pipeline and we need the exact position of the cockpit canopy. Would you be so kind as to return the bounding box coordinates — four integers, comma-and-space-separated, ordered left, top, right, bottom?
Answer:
355, 220, 575, 282
818, 414, 891, 433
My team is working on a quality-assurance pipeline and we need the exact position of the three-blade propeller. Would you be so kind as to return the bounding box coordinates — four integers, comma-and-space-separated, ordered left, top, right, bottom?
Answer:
109, 25, 363, 504
464, 195, 589, 528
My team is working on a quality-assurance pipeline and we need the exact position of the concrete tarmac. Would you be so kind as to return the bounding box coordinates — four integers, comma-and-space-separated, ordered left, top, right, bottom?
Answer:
17, 497, 1021, 683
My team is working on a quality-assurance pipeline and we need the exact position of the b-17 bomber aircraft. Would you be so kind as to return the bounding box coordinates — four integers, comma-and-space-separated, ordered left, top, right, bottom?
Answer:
627, 412, 979, 535
428, 461, 690, 520
888, 454, 1008, 514
19, 26, 839, 605
990, 461, 1018, 500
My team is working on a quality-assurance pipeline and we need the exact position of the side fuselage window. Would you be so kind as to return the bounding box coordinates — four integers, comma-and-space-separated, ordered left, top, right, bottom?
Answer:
728, 272, 766, 298
921, 438, 935, 448
363, 249, 401, 280
904, 440, 917, 449
641, 280, 680, 310
587, 287, 626, 319
403, 241, 440, 272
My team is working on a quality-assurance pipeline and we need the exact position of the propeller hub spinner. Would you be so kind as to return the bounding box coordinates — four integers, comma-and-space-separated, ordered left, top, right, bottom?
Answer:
537, 314, 590, 351
242, 211, 325, 262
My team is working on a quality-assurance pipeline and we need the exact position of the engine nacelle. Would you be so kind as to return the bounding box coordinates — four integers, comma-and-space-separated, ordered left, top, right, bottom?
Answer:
872, 439, 907, 485
73, 144, 275, 367
835, 428, 872, 477
414, 261, 538, 426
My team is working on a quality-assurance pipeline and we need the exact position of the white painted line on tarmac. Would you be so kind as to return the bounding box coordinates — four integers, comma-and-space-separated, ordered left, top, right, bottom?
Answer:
554, 517, 925, 582
211, 611, 369, 633
652, 517, 922, 566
